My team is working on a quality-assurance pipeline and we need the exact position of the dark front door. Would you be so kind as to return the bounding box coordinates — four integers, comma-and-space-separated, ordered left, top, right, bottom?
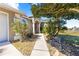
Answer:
35, 22, 39, 33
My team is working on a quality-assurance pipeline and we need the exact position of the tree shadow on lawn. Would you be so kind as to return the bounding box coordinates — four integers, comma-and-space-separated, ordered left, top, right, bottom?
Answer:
47, 34, 79, 56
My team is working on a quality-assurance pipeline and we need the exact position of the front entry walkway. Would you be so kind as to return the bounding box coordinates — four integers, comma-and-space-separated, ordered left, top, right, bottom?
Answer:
31, 34, 50, 56
0, 42, 23, 56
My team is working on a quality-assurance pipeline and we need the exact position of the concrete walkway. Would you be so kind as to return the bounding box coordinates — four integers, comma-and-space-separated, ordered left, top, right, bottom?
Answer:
31, 34, 50, 56
0, 42, 23, 56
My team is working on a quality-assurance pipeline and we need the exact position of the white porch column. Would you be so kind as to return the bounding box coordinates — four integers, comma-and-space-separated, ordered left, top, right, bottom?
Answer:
32, 18, 35, 34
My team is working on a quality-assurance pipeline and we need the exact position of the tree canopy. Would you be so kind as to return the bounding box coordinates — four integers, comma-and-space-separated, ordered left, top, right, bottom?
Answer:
31, 3, 79, 20
31, 3, 79, 39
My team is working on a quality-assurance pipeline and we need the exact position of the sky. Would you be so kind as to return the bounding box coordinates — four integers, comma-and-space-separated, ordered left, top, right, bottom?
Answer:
7, 3, 79, 28
18, 3, 33, 16
64, 19, 79, 28
7, 3, 19, 10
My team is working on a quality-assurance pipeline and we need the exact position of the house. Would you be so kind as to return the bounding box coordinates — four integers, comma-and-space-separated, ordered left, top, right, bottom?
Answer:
32, 17, 41, 34
24, 16, 41, 34
0, 3, 41, 43
0, 3, 31, 42
72, 26, 79, 32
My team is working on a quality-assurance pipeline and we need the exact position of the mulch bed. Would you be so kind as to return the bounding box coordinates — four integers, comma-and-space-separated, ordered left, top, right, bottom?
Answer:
12, 38, 36, 56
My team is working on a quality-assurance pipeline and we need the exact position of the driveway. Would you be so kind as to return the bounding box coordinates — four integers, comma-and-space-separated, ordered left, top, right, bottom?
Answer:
0, 42, 23, 56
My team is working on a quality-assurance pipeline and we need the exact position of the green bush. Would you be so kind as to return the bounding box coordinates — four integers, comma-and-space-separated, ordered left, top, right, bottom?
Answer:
12, 19, 28, 40
42, 25, 48, 34
12, 19, 21, 33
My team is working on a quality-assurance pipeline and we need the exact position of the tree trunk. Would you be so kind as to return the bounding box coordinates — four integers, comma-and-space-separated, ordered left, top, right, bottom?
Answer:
47, 17, 60, 40
53, 18, 60, 37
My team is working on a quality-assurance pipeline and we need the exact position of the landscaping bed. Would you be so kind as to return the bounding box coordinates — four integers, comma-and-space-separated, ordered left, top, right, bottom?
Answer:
12, 38, 36, 56
46, 34, 79, 56
59, 35, 79, 56
46, 39, 65, 56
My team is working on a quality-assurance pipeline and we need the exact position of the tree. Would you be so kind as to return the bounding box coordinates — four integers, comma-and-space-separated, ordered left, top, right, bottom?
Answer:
42, 22, 48, 34
31, 3, 79, 39
61, 26, 68, 30
20, 22, 27, 40
12, 19, 21, 33
47, 17, 66, 39
12, 19, 27, 41
47, 18, 57, 39
60, 26, 68, 33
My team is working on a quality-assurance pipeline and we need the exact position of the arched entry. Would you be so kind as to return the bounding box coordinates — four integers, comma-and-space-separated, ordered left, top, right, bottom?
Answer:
35, 20, 40, 33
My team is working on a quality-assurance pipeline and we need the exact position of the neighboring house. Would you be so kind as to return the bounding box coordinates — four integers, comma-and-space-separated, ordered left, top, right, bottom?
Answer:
72, 26, 79, 32
67, 26, 79, 32
0, 3, 31, 42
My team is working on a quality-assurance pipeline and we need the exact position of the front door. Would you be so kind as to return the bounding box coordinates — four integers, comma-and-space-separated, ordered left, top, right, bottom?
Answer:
35, 22, 39, 33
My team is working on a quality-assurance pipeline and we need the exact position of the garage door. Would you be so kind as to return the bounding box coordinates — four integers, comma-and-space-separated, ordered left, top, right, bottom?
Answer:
0, 12, 8, 43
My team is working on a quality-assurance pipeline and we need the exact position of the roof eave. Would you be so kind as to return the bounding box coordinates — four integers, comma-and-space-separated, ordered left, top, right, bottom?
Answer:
0, 3, 25, 16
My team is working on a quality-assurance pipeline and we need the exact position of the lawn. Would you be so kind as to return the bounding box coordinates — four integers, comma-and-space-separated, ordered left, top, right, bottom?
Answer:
59, 30, 79, 36
12, 39, 36, 56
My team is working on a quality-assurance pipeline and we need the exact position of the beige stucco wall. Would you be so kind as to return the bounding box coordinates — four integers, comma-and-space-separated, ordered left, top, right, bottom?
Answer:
0, 7, 15, 41
0, 7, 33, 41
27, 19, 33, 34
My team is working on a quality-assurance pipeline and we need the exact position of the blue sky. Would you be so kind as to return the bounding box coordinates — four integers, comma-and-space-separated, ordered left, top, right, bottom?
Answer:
18, 3, 32, 16
18, 3, 79, 28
